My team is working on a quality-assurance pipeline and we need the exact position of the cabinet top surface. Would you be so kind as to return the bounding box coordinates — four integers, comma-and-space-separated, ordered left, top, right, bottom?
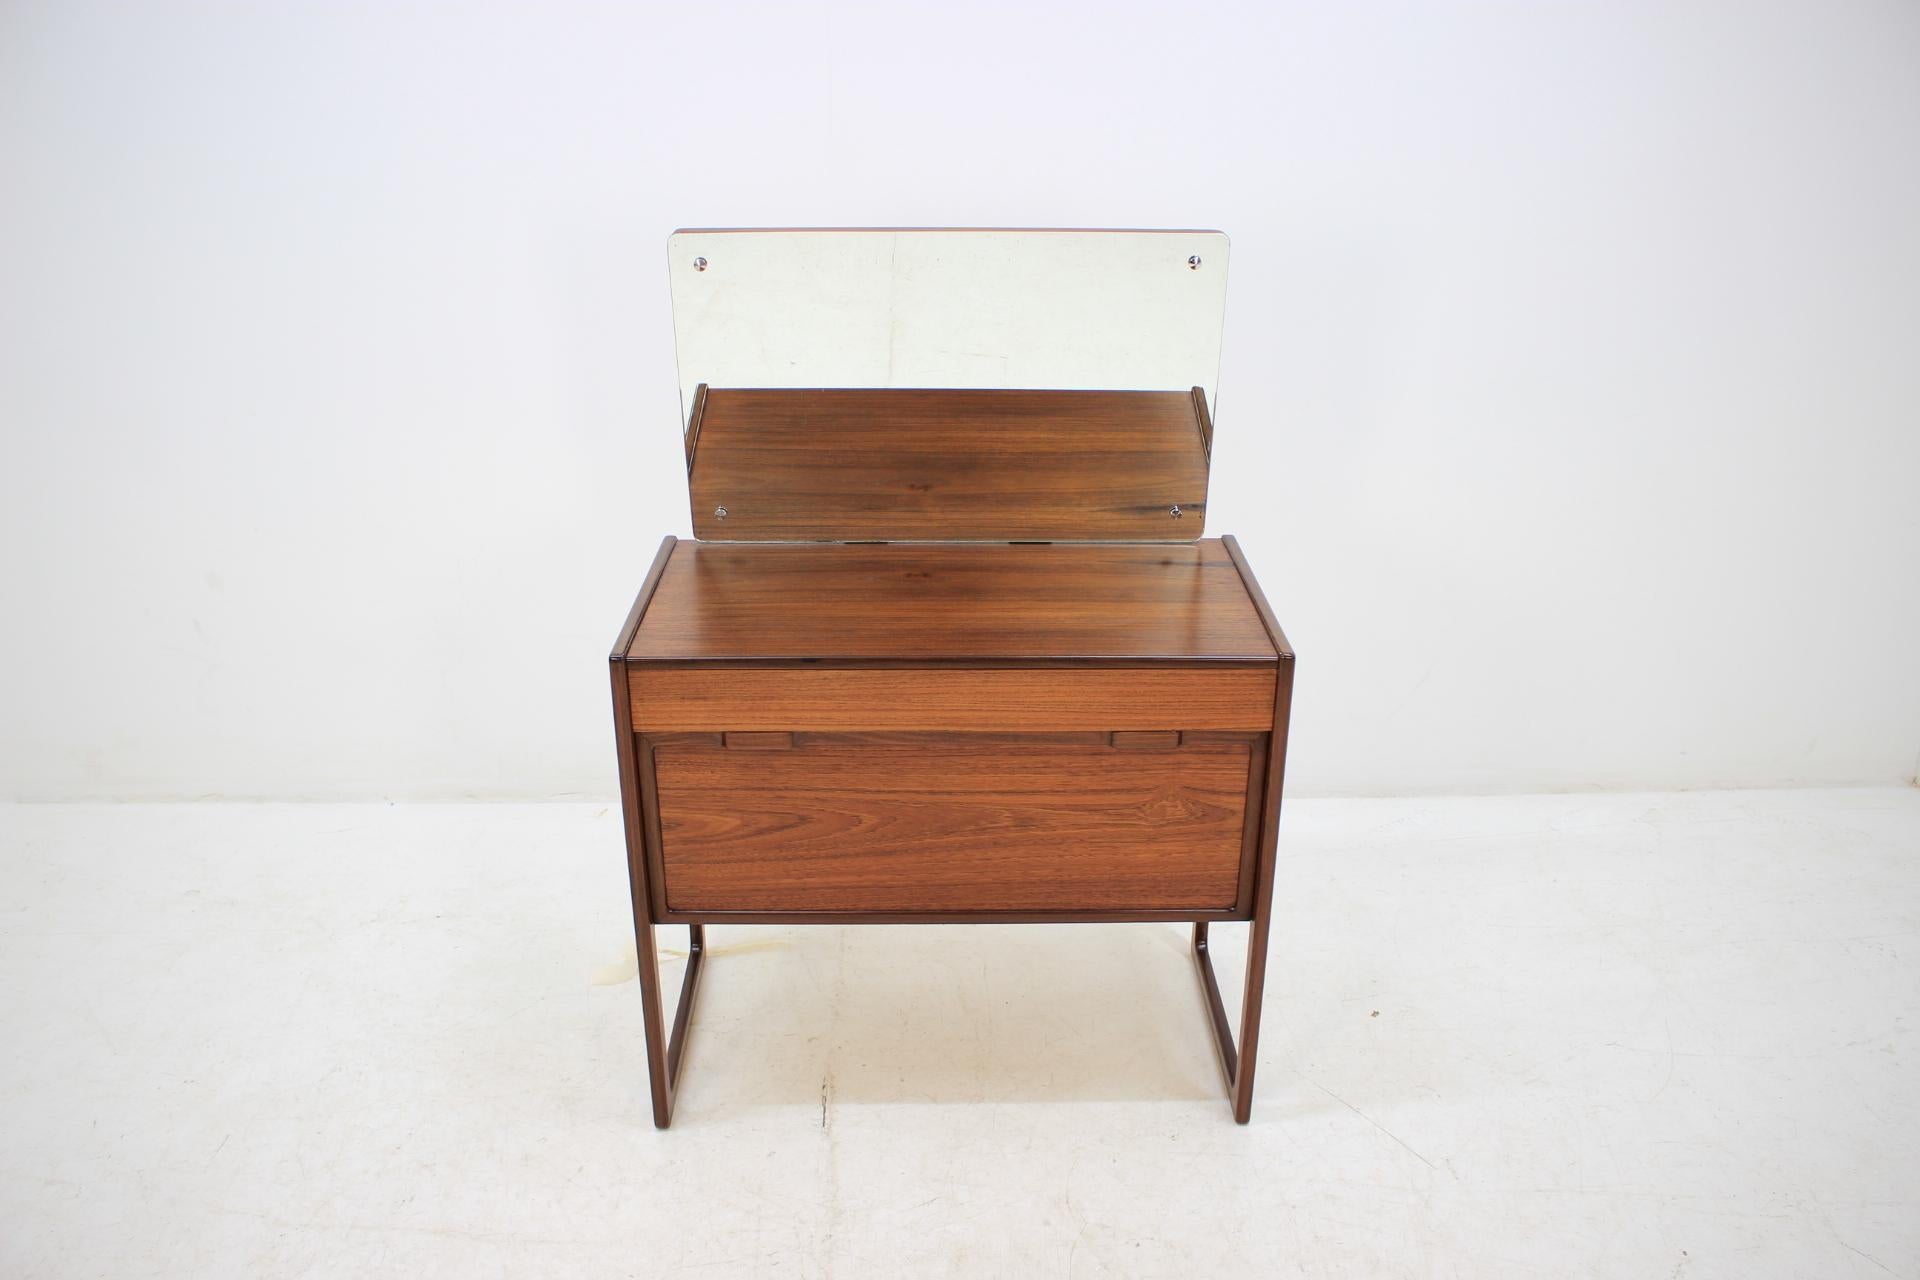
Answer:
624, 538, 1277, 663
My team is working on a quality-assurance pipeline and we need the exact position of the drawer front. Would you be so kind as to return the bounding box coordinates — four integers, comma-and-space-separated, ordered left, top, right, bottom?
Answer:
629, 666, 1276, 733
650, 734, 1261, 914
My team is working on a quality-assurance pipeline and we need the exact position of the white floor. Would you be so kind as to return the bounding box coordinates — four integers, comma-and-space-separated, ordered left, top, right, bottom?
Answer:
1, 790, 1917, 1279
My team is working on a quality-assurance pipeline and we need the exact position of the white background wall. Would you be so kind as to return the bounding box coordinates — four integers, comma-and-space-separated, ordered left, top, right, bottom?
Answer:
3, 1, 1916, 801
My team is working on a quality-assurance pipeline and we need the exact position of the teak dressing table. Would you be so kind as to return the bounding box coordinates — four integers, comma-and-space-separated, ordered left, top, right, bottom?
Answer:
609, 230, 1295, 1126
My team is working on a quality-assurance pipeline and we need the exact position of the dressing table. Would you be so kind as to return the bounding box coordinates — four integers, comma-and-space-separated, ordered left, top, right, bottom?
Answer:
609, 229, 1295, 1126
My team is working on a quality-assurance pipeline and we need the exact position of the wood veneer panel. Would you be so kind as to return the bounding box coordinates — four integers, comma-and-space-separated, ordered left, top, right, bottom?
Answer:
628, 666, 1276, 733
686, 388, 1209, 542
628, 539, 1274, 663
654, 737, 1254, 912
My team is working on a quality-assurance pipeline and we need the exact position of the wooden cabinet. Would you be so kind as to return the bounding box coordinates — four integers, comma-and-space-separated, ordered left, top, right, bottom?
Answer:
618, 535, 1285, 923
610, 233, 1295, 1127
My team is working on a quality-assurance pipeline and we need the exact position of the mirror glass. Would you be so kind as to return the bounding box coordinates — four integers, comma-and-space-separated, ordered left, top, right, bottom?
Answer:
666, 228, 1230, 432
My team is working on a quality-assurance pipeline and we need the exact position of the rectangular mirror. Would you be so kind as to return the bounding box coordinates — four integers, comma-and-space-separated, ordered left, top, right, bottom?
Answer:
668, 228, 1229, 424
667, 228, 1229, 542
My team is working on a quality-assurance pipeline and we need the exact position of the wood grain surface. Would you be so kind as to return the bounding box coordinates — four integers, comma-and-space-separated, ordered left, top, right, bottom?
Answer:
654, 736, 1255, 912
626, 539, 1274, 662
629, 666, 1276, 732
686, 387, 1209, 541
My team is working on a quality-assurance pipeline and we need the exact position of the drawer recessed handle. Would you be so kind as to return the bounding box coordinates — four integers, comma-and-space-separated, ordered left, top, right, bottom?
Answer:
1110, 730, 1183, 749
723, 731, 794, 750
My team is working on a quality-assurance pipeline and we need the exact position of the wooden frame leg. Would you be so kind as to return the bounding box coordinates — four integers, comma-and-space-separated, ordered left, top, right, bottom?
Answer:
1192, 910, 1275, 1124
635, 922, 706, 1129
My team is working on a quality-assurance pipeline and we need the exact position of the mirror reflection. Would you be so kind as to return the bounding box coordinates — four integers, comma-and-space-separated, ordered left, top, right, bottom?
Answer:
666, 228, 1230, 433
